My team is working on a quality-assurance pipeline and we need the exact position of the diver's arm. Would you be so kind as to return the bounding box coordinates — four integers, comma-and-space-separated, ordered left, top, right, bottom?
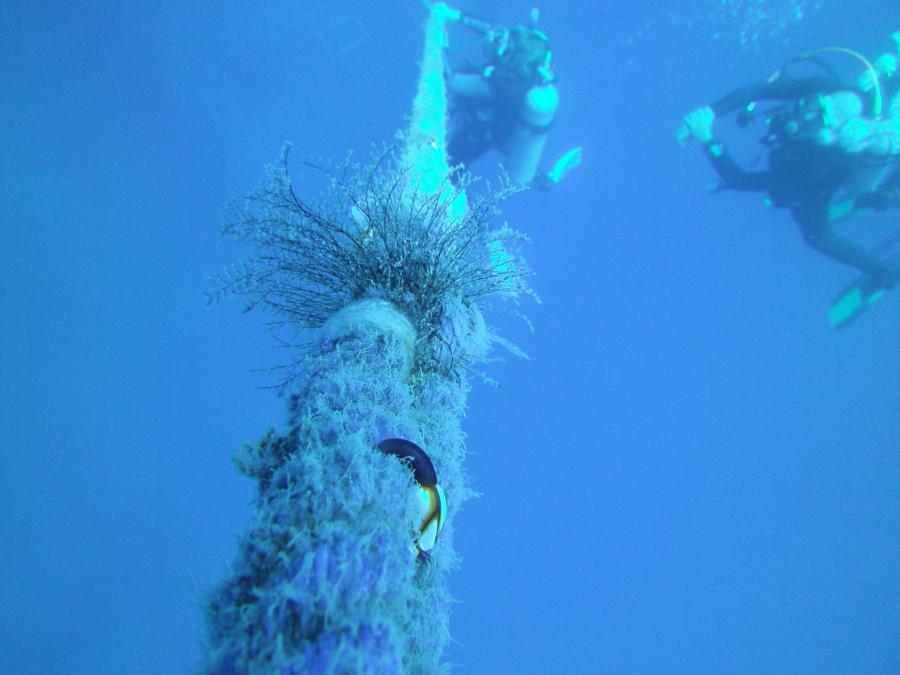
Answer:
437, 4, 502, 85
677, 106, 769, 190
436, 4, 491, 100
850, 164, 900, 214
459, 13, 497, 36
711, 77, 836, 116
430, 2, 501, 37
704, 140, 772, 192
854, 185, 900, 210
677, 78, 836, 145
447, 72, 491, 99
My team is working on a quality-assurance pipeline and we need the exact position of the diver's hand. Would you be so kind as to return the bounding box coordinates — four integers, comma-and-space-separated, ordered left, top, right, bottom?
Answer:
428, 2, 462, 22
676, 106, 715, 146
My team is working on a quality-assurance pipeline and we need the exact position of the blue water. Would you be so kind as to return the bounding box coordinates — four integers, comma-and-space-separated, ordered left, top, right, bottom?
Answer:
2, 1, 899, 672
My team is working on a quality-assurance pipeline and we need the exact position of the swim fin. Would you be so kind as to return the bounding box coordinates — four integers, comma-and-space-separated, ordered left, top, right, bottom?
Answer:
828, 277, 888, 328
545, 146, 583, 185
828, 234, 900, 328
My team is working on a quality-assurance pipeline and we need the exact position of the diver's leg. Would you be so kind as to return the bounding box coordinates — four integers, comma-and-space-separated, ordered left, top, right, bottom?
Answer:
502, 84, 558, 186
705, 143, 771, 192
868, 166, 900, 210
447, 72, 491, 99
795, 204, 895, 280
447, 116, 491, 170
504, 126, 551, 186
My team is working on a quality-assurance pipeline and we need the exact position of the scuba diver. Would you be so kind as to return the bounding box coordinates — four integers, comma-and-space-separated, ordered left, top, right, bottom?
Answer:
437, 4, 582, 189
677, 33, 900, 326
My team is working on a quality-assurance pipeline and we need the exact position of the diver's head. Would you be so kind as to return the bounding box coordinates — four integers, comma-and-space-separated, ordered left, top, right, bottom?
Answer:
858, 52, 898, 91
487, 25, 553, 87
857, 33, 900, 92
876, 52, 899, 78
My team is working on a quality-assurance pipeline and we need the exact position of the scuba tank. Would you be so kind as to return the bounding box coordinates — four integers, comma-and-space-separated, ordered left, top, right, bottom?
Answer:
502, 82, 558, 185
488, 25, 558, 185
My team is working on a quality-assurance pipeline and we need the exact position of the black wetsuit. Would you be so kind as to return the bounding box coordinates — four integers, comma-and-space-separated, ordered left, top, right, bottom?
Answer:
447, 72, 521, 168
705, 76, 849, 206
446, 23, 552, 177
704, 77, 898, 277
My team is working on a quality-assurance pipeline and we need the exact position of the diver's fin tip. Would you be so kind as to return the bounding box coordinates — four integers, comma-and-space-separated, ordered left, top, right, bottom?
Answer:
827, 276, 892, 328
546, 146, 583, 184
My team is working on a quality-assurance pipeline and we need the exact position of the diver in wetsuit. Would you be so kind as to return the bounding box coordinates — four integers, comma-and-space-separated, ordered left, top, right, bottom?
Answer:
678, 40, 900, 290
441, 7, 581, 188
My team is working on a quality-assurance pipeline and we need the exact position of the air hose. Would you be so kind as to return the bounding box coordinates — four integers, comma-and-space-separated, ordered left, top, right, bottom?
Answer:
769, 47, 883, 119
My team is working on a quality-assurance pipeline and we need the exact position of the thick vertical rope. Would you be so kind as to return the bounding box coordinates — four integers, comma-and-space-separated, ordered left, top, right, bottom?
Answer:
201, 6, 485, 673
401, 4, 467, 219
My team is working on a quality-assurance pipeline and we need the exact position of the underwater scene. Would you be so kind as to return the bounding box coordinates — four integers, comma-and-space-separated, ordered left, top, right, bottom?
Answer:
2, 0, 899, 672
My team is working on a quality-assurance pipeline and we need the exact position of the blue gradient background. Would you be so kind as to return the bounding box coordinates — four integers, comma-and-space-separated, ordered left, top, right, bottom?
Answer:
2, 2, 898, 672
